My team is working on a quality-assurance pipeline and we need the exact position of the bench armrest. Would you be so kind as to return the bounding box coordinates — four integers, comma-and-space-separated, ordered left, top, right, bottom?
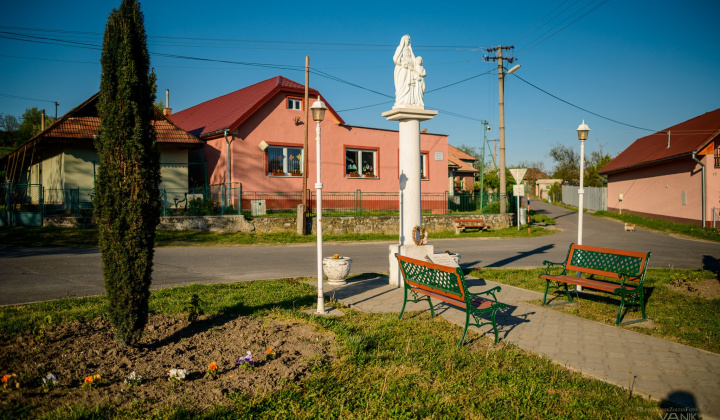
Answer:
469, 285, 502, 303
541, 260, 566, 276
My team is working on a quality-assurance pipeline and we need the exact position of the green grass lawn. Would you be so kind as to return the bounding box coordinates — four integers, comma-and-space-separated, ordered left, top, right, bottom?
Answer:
0, 225, 557, 248
0, 279, 663, 419
471, 267, 720, 354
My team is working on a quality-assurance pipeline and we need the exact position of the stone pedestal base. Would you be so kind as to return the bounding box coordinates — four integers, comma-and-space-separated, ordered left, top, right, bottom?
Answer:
388, 244, 435, 287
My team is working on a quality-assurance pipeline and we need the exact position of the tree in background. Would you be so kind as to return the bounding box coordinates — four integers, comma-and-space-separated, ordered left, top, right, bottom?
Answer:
584, 150, 612, 187
0, 113, 20, 148
94, 0, 160, 347
482, 168, 516, 194
454, 144, 482, 169
15, 108, 56, 146
548, 143, 612, 188
548, 143, 579, 186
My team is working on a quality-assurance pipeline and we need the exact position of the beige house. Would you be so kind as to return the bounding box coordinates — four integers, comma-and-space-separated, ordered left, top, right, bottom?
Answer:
1, 93, 202, 207
535, 178, 563, 200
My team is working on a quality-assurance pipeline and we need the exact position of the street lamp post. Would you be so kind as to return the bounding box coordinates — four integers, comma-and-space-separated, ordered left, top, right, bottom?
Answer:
311, 97, 328, 314
576, 120, 590, 291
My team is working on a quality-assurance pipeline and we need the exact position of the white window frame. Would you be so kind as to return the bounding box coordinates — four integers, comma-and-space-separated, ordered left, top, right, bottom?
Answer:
421, 153, 428, 179
268, 145, 303, 176
288, 98, 302, 110
346, 148, 377, 177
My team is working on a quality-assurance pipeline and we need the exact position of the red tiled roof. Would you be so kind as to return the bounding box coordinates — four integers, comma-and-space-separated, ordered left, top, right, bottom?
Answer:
42, 115, 201, 145
600, 108, 720, 174
447, 145, 478, 173
1, 93, 201, 164
448, 154, 478, 173
448, 145, 478, 161
169, 75, 345, 137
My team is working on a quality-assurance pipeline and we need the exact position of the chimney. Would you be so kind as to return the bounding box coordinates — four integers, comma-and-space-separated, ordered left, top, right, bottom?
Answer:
163, 89, 172, 116
41, 109, 45, 131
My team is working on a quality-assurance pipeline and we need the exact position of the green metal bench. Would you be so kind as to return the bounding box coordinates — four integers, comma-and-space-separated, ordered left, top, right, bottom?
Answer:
540, 243, 651, 325
396, 254, 506, 346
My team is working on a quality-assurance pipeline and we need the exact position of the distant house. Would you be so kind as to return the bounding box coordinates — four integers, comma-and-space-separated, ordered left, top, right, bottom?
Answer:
0, 93, 203, 207
447, 145, 478, 193
169, 76, 449, 201
599, 108, 719, 227
535, 178, 563, 200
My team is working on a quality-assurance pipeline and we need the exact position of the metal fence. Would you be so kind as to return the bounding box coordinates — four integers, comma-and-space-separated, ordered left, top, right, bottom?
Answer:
561, 185, 607, 211
3, 182, 508, 220
243, 190, 450, 217
2, 183, 44, 226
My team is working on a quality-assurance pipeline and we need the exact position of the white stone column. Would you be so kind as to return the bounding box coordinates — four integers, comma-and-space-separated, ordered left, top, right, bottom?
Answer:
382, 108, 437, 287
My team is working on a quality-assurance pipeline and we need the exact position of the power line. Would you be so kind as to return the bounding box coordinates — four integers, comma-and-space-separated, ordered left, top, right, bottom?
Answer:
0, 93, 57, 104
511, 73, 657, 132
337, 100, 393, 113
518, 0, 611, 54
512, 0, 578, 45
0, 25, 489, 51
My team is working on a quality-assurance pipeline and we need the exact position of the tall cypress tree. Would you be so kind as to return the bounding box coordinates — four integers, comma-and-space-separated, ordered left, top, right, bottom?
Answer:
95, 0, 160, 347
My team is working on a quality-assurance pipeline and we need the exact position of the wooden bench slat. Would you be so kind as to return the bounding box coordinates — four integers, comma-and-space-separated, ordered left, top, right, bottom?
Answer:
539, 274, 636, 292
540, 243, 650, 325
416, 289, 496, 311
453, 218, 489, 234
397, 254, 505, 346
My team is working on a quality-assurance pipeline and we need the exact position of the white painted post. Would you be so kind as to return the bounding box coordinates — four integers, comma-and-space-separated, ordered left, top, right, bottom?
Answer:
383, 108, 437, 287
576, 120, 590, 292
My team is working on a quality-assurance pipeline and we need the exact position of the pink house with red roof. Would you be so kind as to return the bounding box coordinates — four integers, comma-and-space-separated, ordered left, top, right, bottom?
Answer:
169, 76, 449, 203
599, 108, 720, 227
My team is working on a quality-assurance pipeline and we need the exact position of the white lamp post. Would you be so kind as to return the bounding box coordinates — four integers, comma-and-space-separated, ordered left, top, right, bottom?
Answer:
576, 120, 590, 291
311, 97, 328, 314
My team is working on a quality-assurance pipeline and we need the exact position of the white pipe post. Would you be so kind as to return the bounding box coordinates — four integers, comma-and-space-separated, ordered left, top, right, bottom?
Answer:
315, 118, 325, 314
577, 137, 586, 292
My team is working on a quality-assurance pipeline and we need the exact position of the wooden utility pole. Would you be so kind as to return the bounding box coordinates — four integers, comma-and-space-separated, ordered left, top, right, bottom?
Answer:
484, 45, 516, 214
302, 56, 310, 234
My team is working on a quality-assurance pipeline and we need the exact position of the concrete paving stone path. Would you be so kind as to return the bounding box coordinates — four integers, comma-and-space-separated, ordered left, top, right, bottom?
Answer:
324, 275, 720, 419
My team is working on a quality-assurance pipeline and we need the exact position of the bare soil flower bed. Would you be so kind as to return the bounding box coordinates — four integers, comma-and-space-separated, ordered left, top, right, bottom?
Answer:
0, 314, 336, 415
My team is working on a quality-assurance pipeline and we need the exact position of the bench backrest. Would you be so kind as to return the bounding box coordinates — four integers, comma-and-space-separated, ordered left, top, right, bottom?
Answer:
565, 244, 650, 282
396, 254, 467, 302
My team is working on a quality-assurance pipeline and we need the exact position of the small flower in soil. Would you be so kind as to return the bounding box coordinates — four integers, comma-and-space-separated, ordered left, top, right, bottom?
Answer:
42, 373, 57, 392
206, 362, 218, 378
168, 368, 189, 382
266, 347, 277, 361
2, 374, 19, 390
82, 374, 101, 389
236, 351, 254, 369
124, 371, 142, 388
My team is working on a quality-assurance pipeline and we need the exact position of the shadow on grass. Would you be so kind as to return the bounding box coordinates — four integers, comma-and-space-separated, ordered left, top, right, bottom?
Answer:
142, 293, 315, 352
702, 255, 720, 273
543, 285, 657, 324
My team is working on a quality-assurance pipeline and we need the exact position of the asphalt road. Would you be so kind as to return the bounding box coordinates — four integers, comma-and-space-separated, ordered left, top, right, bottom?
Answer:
1, 200, 717, 306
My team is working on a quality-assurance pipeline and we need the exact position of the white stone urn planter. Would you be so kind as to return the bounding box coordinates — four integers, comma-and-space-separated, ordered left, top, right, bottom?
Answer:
323, 256, 353, 285
447, 252, 461, 265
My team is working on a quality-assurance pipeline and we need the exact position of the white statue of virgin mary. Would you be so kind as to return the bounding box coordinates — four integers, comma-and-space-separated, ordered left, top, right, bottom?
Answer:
393, 35, 425, 109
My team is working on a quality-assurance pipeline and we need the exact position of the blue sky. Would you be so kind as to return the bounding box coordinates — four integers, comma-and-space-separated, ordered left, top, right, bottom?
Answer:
1, 0, 718, 172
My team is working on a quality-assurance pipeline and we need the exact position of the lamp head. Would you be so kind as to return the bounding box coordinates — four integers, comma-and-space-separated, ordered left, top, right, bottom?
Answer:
310, 97, 328, 122
506, 64, 521, 75
576, 120, 590, 141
